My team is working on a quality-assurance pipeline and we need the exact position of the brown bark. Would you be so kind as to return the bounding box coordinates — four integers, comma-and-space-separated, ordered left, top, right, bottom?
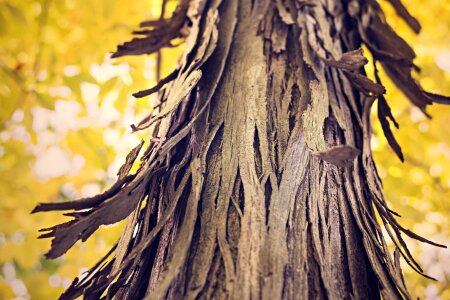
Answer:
33, 0, 449, 299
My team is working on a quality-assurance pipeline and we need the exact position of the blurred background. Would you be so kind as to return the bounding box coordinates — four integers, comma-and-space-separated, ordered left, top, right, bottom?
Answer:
0, 0, 449, 299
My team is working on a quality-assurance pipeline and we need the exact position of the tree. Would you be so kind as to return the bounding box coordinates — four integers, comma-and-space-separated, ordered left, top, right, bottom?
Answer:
33, 0, 449, 299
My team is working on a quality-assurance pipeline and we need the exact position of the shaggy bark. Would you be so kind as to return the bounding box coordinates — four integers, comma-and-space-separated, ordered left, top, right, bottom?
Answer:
33, 0, 448, 299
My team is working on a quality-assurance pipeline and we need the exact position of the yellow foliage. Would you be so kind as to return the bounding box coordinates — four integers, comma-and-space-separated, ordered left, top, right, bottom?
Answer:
0, 279, 15, 299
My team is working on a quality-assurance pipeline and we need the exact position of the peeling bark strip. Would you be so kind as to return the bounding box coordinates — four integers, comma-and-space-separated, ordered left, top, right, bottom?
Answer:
34, 0, 448, 299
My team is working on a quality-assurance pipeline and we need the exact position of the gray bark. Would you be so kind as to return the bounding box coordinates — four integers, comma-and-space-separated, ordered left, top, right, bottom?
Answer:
33, 0, 449, 299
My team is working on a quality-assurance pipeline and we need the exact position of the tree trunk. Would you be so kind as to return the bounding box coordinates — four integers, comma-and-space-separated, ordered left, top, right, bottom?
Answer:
33, 0, 449, 299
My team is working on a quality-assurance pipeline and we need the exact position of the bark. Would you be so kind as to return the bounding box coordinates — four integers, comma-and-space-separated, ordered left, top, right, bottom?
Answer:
33, 0, 449, 299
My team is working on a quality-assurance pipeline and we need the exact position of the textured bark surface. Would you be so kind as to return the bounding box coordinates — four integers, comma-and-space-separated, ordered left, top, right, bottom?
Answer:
33, 0, 449, 299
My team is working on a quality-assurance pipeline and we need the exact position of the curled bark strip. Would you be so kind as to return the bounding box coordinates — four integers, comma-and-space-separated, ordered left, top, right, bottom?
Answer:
357, 1, 449, 114
117, 140, 145, 178
317, 145, 360, 167
132, 70, 202, 131
33, 140, 145, 214
39, 174, 150, 259
132, 69, 179, 98
111, 0, 190, 58
386, 0, 421, 33
372, 60, 404, 161
323, 48, 369, 71
32, 174, 135, 213
378, 95, 404, 161
343, 70, 386, 96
